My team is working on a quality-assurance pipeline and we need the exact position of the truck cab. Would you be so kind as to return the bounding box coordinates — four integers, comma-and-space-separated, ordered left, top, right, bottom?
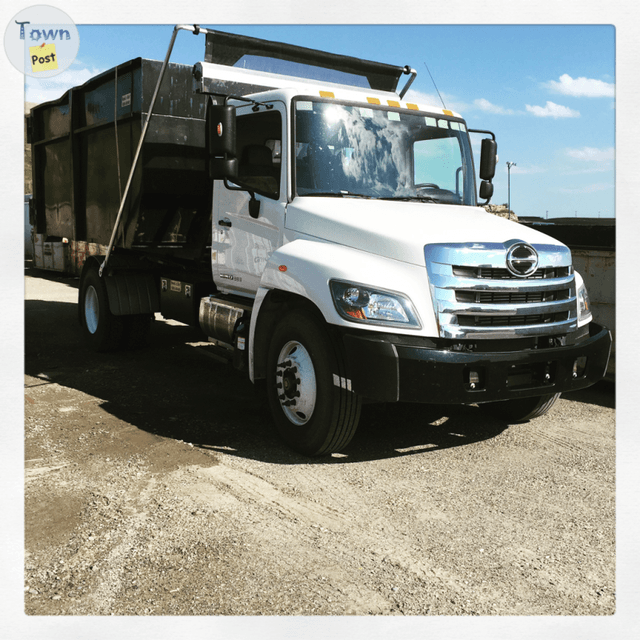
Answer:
192, 32, 611, 454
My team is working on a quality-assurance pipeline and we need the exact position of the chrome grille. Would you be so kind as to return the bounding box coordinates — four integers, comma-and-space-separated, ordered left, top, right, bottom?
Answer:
456, 289, 571, 305
453, 266, 571, 280
425, 241, 577, 339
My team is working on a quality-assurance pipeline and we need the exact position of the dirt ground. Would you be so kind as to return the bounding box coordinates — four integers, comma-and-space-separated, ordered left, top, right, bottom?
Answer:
21, 265, 617, 625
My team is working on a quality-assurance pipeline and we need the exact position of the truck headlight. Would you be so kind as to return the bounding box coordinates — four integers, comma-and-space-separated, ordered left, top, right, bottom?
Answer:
330, 280, 421, 328
577, 281, 592, 326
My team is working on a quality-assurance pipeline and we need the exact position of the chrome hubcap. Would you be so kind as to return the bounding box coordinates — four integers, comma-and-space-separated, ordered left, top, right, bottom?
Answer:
276, 340, 316, 426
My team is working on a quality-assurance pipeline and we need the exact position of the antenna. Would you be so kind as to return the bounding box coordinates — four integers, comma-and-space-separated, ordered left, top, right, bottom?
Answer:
423, 62, 446, 110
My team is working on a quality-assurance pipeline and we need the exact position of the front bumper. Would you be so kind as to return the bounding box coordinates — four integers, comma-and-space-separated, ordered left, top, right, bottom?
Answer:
342, 323, 612, 404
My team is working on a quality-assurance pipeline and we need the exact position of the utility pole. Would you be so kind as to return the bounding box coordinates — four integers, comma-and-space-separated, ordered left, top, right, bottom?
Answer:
506, 162, 516, 220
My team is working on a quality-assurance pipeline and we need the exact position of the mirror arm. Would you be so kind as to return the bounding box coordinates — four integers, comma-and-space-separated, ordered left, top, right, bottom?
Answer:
468, 128, 496, 140
248, 192, 261, 219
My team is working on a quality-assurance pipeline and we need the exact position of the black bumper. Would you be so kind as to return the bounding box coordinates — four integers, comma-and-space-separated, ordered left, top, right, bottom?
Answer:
342, 323, 612, 404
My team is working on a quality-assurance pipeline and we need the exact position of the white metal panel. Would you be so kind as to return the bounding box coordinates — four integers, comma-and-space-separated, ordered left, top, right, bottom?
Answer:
258, 238, 438, 338
285, 198, 566, 268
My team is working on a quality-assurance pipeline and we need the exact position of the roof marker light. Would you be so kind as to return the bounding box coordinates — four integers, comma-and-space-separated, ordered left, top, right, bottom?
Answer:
319, 91, 335, 98
367, 97, 381, 105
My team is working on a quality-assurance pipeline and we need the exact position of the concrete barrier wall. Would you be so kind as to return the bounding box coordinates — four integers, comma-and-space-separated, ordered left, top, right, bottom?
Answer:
572, 249, 615, 380
519, 218, 615, 383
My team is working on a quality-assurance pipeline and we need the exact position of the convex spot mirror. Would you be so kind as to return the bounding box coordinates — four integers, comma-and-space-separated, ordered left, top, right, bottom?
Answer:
206, 101, 238, 180
479, 180, 494, 201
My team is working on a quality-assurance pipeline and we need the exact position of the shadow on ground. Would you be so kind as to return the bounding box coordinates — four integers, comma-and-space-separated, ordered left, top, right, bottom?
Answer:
26, 268, 612, 464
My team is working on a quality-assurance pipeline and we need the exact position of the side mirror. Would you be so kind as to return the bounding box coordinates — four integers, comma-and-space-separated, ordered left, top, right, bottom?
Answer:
205, 100, 238, 180
479, 138, 497, 181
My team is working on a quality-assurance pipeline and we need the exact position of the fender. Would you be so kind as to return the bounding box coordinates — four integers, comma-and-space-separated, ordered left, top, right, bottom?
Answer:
247, 238, 438, 381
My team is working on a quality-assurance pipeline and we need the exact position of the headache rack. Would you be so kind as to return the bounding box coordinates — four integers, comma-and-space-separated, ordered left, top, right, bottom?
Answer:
203, 29, 415, 95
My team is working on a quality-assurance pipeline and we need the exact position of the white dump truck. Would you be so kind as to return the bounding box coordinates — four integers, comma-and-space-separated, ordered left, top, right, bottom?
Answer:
28, 26, 611, 455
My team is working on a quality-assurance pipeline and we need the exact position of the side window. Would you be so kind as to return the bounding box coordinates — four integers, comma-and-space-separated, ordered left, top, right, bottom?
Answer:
235, 110, 282, 199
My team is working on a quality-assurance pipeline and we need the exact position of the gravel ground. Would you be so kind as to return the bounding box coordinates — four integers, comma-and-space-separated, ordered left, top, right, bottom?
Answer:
16, 266, 626, 635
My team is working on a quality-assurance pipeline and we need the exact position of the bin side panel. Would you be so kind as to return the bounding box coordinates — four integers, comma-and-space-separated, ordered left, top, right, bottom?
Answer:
83, 119, 142, 245
40, 99, 70, 139
41, 140, 74, 239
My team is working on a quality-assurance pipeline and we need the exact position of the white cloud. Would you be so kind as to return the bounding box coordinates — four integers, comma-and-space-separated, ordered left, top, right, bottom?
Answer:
566, 146, 614, 162
559, 183, 613, 194
506, 164, 546, 175
545, 74, 614, 98
404, 89, 469, 114
525, 101, 580, 118
473, 98, 514, 115
563, 166, 613, 175
25, 65, 104, 104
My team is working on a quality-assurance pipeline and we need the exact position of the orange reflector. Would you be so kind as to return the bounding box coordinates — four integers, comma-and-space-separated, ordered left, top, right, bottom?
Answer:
278, 265, 287, 272
406, 103, 419, 111
367, 97, 381, 105
387, 100, 400, 107
319, 91, 335, 98
443, 109, 454, 116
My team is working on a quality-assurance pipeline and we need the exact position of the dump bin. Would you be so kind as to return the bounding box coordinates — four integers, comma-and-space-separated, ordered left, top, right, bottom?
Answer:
27, 58, 210, 274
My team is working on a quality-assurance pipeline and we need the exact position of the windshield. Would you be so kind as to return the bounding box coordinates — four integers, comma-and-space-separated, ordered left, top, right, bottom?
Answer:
293, 99, 476, 205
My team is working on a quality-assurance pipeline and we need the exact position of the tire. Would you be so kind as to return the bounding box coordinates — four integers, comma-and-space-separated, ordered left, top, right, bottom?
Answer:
266, 310, 361, 456
480, 393, 561, 423
78, 266, 126, 352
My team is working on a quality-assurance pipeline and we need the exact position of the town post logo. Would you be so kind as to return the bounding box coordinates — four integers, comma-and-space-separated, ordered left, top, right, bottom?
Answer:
4, 6, 79, 78
29, 42, 58, 73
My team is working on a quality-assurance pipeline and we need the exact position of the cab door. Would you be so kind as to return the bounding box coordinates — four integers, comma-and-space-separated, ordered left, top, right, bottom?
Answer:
212, 102, 286, 298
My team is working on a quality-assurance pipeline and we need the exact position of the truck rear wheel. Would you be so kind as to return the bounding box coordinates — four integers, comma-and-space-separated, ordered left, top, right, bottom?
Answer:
79, 266, 126, 352
266, 310, 361, 456
480, 392, 560, 423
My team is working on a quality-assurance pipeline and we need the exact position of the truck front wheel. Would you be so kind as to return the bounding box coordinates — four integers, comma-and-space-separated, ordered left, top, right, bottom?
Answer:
480, 392, 561, 423
266, 310, 361, 456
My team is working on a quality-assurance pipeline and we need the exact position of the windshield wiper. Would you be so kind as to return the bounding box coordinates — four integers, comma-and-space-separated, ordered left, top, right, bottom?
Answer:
380, 195, 438, 203
304, 191, 374, 199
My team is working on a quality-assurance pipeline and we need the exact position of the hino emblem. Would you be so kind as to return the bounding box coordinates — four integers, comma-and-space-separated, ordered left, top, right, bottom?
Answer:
505, 242, 538, 277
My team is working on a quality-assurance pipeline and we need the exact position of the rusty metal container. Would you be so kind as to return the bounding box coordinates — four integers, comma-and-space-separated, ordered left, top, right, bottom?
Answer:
27, 58, 210, 274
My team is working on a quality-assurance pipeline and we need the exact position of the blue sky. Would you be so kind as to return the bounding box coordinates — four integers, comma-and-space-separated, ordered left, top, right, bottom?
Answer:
24, 24, 615, 219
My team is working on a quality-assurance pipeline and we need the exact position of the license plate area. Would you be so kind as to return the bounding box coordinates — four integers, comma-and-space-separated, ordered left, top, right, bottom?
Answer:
506, 361, 555, 389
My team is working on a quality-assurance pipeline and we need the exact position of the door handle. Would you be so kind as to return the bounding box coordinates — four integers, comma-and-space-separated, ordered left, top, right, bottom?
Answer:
218, 218, 232, 228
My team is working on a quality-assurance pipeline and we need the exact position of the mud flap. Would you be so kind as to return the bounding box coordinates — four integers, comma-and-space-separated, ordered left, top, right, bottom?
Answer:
104, 271, 160, 316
